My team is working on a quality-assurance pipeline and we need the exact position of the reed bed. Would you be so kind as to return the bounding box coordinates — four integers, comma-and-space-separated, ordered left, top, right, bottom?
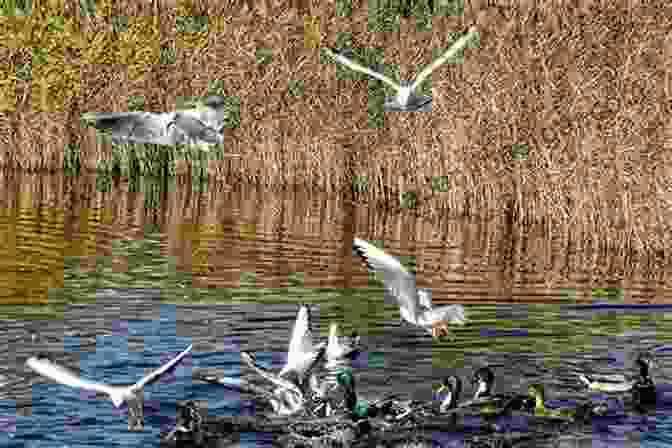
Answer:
0, 0, 670, 254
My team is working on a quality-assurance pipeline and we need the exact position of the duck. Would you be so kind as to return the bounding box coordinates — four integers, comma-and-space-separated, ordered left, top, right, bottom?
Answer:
352, 238, 467, 339
162, 400, 354, 448
578, 354, 656, 409
526, 383, 610, 422
322, 27, 478, 112
25, 344, 192, 431
82, 96, 233, 152
308, 322, 362, 417
455, 367, 532, 415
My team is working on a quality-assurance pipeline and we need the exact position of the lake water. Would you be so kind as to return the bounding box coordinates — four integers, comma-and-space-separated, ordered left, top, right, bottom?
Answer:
1, 171, 672, 447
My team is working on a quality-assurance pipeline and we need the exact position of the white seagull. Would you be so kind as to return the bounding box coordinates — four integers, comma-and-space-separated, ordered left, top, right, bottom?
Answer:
279, 304, 327, 385
25, 344, 193, 431
323, 27, 478, 111
82, 96, 236, 153
200, 305, 326, 416
352, 238, 467, 339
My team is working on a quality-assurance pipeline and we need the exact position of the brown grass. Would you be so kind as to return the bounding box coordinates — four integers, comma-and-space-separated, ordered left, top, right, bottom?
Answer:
0, 0, 670, 254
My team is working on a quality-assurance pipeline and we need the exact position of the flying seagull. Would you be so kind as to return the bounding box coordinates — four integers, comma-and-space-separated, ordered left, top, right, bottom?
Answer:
25, 344, 193, 431
323, 27, 478, 111
352, 238, 467, 339
82, 96, 236, 153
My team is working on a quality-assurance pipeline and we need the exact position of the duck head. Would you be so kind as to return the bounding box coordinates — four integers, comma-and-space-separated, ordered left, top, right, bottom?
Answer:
635, 355, 653, 382
336, 368, 359, 413
435, 375, 462, 412
527, 384, 546, 409
633, 355, 656, 408
472, 367, 495, 399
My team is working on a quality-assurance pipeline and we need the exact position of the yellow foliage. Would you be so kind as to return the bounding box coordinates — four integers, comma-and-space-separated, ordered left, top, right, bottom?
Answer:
0, 62, 17, 112
116, 17, 161, 80
303, 15, 320, 50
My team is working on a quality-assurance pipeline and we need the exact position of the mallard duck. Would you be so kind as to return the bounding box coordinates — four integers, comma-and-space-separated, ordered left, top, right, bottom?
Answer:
162, 401, 353, 448
352, 238, 467, 339
456, 367, 532, 415
308, 323, 363, 417
526, 383, 609, 421
579, 354, 656, 409
25, 344, 192, 431
323, 28, 478, 112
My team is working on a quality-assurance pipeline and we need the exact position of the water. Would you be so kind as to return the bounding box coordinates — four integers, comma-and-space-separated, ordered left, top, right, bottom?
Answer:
1, 171, 672, 446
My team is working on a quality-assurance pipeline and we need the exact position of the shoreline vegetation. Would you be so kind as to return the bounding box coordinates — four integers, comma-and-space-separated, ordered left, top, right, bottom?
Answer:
0, 1, 670, 254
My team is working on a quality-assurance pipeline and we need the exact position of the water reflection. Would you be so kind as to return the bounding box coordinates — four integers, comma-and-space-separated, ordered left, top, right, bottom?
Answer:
0, 170, 670, 316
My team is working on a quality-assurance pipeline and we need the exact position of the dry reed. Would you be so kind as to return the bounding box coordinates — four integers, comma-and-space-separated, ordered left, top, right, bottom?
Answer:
0, 0, 669, 254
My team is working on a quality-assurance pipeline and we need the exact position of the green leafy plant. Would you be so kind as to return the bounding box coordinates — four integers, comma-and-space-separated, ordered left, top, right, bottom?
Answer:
511, 143, 529, 161
352, 175, 369, 193
256, 47, 273, 66
431, 175, 449, 192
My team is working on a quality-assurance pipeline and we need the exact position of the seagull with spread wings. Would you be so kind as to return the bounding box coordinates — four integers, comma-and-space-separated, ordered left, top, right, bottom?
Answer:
323, 27, 478, 112
25, 344, 193, 431
353, 238, 466, 339
82, 96, 236, 153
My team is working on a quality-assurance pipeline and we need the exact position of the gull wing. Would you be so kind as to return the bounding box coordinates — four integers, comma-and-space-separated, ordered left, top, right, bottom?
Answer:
323, 48, 402, 92
25, 355, 118, 397
353, 238, 419, 324
410, 27, 478, 93
82, 111, 175, 145
281, 305, 326, 378
197, 373, 279, 400
423, 304, 467, 325
132, 344, 193, 391
326, 323, 360, 361
241, 351, 303, 397
171, 112, 224, 145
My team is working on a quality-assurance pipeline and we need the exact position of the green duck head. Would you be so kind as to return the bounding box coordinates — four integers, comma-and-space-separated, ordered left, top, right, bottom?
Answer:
336, 368, 360, 414
435, 375, 462, 412
472, 367, 495, 399
527, 384, 575, 418
527, 384, 546, 409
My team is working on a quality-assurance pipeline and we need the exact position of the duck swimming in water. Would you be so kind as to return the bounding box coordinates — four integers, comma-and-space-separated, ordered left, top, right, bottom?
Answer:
309, 323, 363, 417
459, 367, 532, 415
352, 238, 467, 339
526, 383, 610, 422
578, 354, 656, 409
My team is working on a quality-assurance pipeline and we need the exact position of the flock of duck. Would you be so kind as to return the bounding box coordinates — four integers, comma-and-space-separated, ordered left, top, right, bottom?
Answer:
24, 239, 660, 447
